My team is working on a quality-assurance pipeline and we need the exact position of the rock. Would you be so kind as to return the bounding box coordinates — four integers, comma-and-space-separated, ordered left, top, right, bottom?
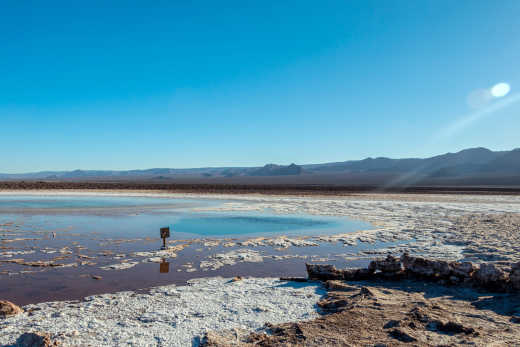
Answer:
341, 268, 358, 280
324, 280, 356, 291
309, 257, 518, 293
359, 287, 375, 297
510, 262, 520, 290
449, 275, 461, 284
15, 332, 58, 346
388, 328, 417, 342
317, 296, 350, 313
431, 260, 451, 277
280, 277, 308, 282
306, 264, 344, 280
0, 300, 22, 318
449, 261, 476, 279
400, 252, 414, 269
201, 329, 250, 346
401, 254, 436, 277
368, 255, 402, 273
510, 315, 520, 324
91, 275, 102, 280
426, 320, 477, 335
439, 321, 476, 335
343, 268, 373, 280
383, 320, 400, 329
473, 263, 508, 290
408, 306, 431, 323
401, 254, 455, 279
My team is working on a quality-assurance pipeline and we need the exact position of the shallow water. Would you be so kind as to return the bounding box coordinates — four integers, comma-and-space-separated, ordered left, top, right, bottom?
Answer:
0, 194, 382, 305
0, 194, 214, 213
0, 194, 366, 238
0, 194, 199, 209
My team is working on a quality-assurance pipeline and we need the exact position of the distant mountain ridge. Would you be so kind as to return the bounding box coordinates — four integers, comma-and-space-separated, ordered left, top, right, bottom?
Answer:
303, 147, 517, 175
1, 147, 519, 185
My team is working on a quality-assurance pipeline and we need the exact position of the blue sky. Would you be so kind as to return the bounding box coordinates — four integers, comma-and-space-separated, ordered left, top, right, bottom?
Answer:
1, 1, 519, 173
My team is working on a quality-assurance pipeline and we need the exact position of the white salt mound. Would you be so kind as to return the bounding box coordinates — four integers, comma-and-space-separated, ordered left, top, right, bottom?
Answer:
0, 277, 325, 346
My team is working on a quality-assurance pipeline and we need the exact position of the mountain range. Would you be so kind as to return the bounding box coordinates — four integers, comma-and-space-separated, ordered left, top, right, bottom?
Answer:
1, 147, 520, 186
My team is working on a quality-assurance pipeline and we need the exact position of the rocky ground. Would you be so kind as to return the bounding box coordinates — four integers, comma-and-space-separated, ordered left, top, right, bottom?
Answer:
202, 255, 520, 346
203, 279, 520, 346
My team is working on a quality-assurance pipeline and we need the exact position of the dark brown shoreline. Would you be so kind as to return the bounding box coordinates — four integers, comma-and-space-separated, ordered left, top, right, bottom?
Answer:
1, 180, 520, 195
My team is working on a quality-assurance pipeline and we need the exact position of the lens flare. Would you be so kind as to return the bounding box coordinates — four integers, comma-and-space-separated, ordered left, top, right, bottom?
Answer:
490, 82, 511, 98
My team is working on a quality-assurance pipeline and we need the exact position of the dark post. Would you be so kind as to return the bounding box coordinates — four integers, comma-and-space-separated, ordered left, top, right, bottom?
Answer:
160, 227, 170, 250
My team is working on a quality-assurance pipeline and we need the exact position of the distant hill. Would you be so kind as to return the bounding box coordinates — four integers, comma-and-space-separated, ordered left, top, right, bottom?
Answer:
249, 163, 303, 176
301, 147, 509, 175
1, 147, 520, 186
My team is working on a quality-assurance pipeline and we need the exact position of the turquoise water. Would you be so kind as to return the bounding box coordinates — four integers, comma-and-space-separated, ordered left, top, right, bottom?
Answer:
172, 214, 345, 237
0, 194, 370, 238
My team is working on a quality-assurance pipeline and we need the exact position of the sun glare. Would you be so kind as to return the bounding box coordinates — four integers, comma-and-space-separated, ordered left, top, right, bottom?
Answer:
490, 82, 511, 98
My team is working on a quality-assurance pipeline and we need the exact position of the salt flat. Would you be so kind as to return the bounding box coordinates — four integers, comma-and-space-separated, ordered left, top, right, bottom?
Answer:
3, 191, 520, 273
0, 277, 324, 347
191, 192, 520, 263
2, 191, 520, 346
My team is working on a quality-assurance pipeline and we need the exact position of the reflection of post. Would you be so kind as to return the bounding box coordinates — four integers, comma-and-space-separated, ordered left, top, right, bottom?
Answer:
160, 258, 169, 273
160, 227, 170, 250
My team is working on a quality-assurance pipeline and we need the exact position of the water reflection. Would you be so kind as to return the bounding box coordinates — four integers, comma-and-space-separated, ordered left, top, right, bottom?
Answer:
160, 259, 170, 273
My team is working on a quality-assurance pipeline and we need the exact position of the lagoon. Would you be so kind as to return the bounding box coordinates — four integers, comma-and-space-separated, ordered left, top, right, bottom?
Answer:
0, 193, 378, 305
0, 194, 369, 238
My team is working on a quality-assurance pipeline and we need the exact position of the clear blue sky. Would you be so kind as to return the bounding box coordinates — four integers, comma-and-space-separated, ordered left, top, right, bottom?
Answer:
1, 1, 519, 173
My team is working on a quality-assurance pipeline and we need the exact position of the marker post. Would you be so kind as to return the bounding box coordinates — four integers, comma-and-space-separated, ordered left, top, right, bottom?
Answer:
160, 227, 170, 250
